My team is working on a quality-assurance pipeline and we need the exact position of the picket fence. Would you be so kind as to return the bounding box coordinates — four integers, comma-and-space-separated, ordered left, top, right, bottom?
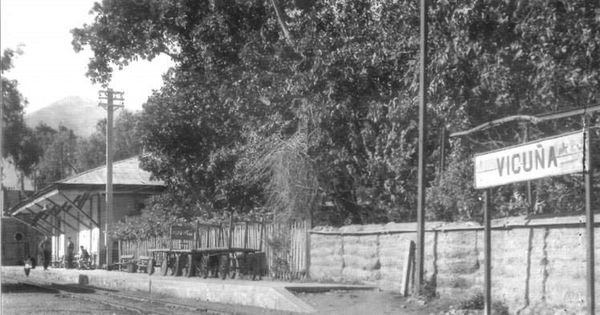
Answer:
119, 220, 310, 279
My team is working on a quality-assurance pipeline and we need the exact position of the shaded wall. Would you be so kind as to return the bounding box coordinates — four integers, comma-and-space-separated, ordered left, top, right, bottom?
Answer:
51, 192, 153, 265
309, 216, 600, 313
1, 217, 43, 265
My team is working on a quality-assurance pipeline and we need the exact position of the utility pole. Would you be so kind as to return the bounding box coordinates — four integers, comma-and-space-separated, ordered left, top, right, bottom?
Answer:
415, 0, 429, 295
0, 88, 4, 214
583, 114, 595, 315
99, 89, 124, 268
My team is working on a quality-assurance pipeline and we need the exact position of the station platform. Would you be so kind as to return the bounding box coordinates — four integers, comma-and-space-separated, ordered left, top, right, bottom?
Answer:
1, 266, 373, 313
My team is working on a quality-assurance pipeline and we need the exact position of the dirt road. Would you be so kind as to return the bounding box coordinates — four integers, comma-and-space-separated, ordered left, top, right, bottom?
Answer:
1, 276, 279, 315
2, 274, 460, 314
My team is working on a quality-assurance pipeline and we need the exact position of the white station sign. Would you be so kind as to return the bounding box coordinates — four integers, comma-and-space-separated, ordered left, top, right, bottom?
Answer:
474, 131, 589, 189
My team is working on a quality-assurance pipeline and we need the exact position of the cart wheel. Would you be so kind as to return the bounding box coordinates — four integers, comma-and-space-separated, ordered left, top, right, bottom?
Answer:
247, 253, 256, 281
238, 253, 248, 280
172, 254, 181, 276
147, 258, 155, 275
228, 254, 237, 279
193, 256, 203, 278
181, 254, 193, 277
199, 254, 209, 279
255, 252, 265, 280
160, 257, 168, 276
218, 255, 229, 280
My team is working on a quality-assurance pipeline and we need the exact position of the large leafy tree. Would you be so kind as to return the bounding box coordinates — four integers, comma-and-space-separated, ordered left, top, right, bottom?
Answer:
73, 0, 600, 225
1, 49, 42, 176
72, 0, 430, 224
34, 125, 79, 188
425, 0, 600, 219
73, 0, 296, 218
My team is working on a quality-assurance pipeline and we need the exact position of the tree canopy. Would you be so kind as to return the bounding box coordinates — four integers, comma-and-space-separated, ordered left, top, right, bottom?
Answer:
76, 109, 144, 172
73, 0, 600, 226
1, 48, 42, 176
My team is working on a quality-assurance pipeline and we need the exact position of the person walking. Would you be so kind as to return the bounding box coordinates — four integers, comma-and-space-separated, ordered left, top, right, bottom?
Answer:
39, 236, 51, 270
66, 237, 75, 268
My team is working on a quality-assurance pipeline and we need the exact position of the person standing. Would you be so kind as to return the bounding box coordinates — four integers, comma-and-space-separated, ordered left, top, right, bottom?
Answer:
66, 237, 75, 268
24, 256, 34, 276
39, 236, 51, 270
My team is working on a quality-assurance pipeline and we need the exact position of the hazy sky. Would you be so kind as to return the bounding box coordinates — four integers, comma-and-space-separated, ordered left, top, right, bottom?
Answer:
1, 0, 172, 113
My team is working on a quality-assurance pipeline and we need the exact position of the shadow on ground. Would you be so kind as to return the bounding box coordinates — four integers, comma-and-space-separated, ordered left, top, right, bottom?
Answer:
1, 283, 59, 294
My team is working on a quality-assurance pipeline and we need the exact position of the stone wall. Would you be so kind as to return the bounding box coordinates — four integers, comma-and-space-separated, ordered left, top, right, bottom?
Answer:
309, 215, 600, 313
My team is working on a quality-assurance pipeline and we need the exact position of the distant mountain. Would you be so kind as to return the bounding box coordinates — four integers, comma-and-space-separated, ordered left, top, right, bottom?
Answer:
25, 96, 106, 137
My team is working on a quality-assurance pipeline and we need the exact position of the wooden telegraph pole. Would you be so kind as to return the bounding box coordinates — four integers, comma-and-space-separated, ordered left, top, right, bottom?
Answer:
584, 114, 595, 315
99, 89, 124, 268
415, 0, 429, 295
0, 87, 4, 213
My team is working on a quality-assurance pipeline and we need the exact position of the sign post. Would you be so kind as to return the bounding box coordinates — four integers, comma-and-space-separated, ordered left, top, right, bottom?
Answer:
483, 189, 491, 315
474, 131, 588, 189
473, 130, 592, 314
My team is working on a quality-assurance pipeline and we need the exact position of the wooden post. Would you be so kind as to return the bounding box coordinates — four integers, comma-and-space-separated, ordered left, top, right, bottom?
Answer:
89, 196, 93, 251
439, 124, 446, 174
194, 221, 199, 248
228, 212, 234, 250
97, 193, 102, 266
105, 90, 114, 266
169, 226, 173, 250
99, 89, 123, 267
259, 217, 265, 251
522, 123, 533, 214
584, 116, 595, 315
402, 240, 415, 296
415, 0, 429, 295
305, 218, 311, 279
206, 228, 210, 248
219, 224, 224, 247
244, 221, 249, 249
484, 189, 492, 315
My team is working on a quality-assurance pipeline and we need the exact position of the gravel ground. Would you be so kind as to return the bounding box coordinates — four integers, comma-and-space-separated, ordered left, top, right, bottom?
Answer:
1, 277, 138, 315
296, 289, 459, 315
2, 272, 464, 315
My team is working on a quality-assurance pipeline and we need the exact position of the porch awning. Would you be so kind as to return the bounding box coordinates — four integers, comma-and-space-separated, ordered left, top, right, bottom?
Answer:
7, 156, 165, 236
8, 187, 100, 236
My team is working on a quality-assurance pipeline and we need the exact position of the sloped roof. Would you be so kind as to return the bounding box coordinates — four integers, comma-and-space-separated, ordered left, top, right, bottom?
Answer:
6, 156, 165, 235
58, 156, 164, 186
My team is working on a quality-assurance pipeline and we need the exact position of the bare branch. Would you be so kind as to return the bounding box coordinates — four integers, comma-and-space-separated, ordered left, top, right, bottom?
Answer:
270, 0, 294, 46
450, 115, 540, 138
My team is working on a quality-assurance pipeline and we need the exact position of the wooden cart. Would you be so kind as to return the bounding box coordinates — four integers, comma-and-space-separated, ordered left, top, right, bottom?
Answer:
147, 247, 264, 280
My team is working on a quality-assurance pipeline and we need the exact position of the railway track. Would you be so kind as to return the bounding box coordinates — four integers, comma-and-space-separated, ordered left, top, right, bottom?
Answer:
2, 275, 242, 315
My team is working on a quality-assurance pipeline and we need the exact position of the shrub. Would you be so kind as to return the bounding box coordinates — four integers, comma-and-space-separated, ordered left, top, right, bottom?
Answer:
457, 291, 484, 310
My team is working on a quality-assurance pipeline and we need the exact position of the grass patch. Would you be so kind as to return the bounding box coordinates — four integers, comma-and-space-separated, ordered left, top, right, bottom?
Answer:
454, 291, 509, 315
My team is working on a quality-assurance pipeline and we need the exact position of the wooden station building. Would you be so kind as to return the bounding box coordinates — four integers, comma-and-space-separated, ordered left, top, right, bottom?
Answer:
6, 156, 165, 266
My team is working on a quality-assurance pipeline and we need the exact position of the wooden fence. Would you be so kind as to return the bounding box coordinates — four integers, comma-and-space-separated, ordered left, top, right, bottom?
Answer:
119, 220, 310, 279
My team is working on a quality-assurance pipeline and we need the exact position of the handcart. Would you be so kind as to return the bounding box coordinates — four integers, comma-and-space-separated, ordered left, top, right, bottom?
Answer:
148, 247, 264, 280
